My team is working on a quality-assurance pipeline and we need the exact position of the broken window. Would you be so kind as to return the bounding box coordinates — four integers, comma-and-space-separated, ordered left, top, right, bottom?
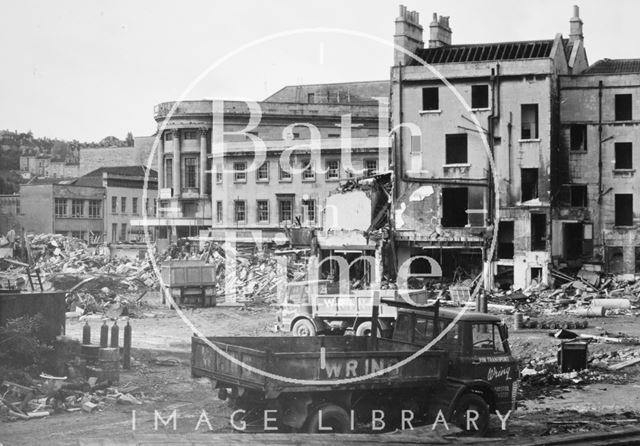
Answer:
564, 222, 583, 260
570, 185, 588, 207
606, 246, 624, 274
442, 187, 468, 228
570, 124, 587, 151
615, 94, 632, 121
422, 87, 439, 111
521, 104, 539, 139
497, 221, 514, 259
531, 213, 547, 251
615, 142, 633, 169
521, 168, 539, 202
445, 134, 468, 164
615, 194, 633, 226
307, 93, 315, 104
471, 85, 489, 109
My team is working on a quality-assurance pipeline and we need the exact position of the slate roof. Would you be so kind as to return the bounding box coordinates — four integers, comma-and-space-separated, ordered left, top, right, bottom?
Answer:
82, 166, 157, 178
583, 59, 640, 74
411, 39, 555, 65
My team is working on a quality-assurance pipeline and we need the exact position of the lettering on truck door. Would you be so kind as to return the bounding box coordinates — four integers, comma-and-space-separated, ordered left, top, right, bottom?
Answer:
463, 322, 516, 401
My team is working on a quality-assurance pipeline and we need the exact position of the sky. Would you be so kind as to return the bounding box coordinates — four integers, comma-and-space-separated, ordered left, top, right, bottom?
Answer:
2, 0, 640, 142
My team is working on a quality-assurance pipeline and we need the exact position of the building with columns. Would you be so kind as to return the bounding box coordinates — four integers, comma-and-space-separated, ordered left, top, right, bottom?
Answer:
151, 81, 390, 245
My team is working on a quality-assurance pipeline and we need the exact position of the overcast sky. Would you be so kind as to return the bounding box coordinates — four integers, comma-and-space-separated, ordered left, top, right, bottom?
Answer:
2, 0, 640, 142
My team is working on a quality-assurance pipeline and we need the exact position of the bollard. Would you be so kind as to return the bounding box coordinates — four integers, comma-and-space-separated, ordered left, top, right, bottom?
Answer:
82, 321, 91, 345
100, 321, 109, 347
110, 321, 119, 348
123, 321, 131, 370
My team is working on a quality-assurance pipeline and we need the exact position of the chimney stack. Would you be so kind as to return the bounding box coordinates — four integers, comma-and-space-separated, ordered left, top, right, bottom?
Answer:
429, 13, 452, 48
569, 5, 583, 43
394, 5, 424, 66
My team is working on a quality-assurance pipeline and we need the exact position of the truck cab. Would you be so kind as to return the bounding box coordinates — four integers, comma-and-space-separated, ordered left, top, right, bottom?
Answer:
391, 305, 519, 416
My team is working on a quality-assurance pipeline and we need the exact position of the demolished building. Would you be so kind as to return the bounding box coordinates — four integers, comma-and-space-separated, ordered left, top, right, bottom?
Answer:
390, 5, 589, 289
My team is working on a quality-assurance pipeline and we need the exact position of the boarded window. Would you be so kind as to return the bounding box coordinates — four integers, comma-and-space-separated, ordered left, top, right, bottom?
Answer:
531, 213, 547, 251
471, 85, 489, 109
615, 194, 633, 226
445, 134, 468, 164
521, 168, 539, 202
422, 87, 439, 111
442, 187, 468, 227
615, 94, 632, 121
521, 104, 539, 139
615, 142, 632, 169
570, 124, 587, 151
570, 185, 588, 207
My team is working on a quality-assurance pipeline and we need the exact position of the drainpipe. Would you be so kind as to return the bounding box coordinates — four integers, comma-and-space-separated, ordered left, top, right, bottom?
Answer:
598, 80, 603, 205
597, 80, 604, 259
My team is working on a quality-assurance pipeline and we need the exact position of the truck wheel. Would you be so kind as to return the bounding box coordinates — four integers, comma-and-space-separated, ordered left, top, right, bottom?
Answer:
355, 321, 372, 337
305, 403, 350, 433
292, 319, 316, 336
452, 393, 490, 436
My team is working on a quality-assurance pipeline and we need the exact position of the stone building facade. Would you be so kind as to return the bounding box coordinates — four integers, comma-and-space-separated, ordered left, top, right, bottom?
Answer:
559, 59, 640, 275
390, 5, 588, 288
151, 81, 390, 244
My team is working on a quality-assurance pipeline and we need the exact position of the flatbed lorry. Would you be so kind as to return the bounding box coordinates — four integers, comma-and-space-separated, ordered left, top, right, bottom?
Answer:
276, 280, 429, 336
191, 300, 519, 435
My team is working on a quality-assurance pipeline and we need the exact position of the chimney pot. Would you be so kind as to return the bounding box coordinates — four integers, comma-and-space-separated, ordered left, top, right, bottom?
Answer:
573, 5, 579, 17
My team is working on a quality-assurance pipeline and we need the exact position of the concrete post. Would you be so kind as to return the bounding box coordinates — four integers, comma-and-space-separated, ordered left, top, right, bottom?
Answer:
157, 134, 164, 191
199, 128, 208, 198
172, 129, 181, 198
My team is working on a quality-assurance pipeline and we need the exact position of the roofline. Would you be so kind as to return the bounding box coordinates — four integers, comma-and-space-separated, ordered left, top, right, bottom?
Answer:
419, 38, 555, 50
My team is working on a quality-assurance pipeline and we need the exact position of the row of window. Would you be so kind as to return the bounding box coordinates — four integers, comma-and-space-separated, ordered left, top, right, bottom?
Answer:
422, 85, 490, 111
215, 199, 316, 224
164, 130, 200, 141
54, 198, 101, 218
217, 159, 378, 184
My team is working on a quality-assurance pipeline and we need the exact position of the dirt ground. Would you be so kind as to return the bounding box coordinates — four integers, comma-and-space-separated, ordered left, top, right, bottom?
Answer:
2, 296, 640, 445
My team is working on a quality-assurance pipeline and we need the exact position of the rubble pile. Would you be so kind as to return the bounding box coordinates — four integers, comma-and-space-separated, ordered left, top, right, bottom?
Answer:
488, 268, 640, 322
0, 234, 160, 317
0, 378, 142, 421
215, 247, 308, 303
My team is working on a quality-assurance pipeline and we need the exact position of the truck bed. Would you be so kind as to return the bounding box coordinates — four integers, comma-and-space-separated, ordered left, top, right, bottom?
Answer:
191, 336, 447, 397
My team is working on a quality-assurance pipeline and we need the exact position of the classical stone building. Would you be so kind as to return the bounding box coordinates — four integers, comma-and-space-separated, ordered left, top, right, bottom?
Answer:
390, 5, 588, 288
151, 81, 390, 245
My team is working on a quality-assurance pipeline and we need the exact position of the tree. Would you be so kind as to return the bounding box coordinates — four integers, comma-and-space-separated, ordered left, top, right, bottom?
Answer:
125, 132, 134, 147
